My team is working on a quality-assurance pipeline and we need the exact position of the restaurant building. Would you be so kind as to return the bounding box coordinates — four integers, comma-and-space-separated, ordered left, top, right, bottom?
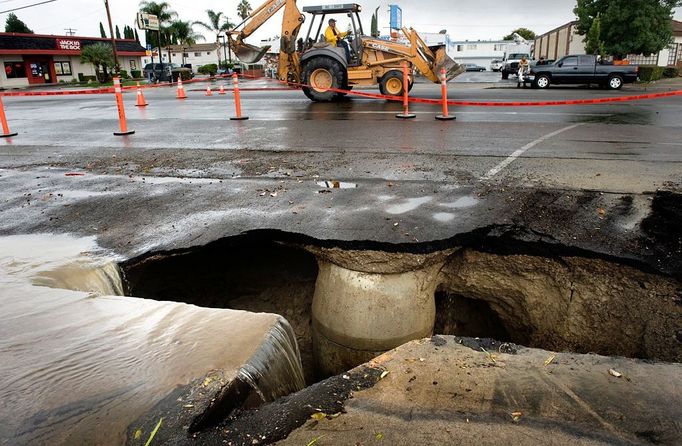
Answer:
0, 32, 146, 88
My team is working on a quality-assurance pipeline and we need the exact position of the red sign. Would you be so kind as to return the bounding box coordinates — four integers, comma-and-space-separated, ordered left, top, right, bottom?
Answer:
56, 39, 81, 51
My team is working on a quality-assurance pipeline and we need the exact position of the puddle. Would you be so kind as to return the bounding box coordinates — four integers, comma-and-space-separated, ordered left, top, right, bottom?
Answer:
433, 212, 456, 223
316, 180, 358, 189
386, 196, 433, 214
439, 196, 479, 209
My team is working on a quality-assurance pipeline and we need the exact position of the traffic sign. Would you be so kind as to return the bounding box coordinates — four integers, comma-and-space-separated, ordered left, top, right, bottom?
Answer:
136, 13, 159, 31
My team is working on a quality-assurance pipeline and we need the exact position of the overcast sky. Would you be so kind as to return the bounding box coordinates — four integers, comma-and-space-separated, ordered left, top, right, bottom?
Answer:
4, 0, 682, 44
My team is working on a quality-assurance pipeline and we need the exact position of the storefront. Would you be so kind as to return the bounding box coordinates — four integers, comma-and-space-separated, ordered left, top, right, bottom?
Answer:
0, 33, 146, 88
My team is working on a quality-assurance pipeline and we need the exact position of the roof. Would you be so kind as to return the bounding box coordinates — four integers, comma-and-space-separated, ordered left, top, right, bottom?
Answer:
161, 43, 220, 52
302, 3, 361, 14
535, 21, 578, 40
0, 33, 145, 55
673, 20, 682, 36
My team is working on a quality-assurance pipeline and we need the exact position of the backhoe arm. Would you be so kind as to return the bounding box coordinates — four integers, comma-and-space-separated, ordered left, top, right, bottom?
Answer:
227, 0, 304, 82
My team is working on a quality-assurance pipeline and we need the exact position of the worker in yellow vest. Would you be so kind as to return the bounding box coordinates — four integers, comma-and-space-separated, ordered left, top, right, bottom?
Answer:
324, 18, 351, 61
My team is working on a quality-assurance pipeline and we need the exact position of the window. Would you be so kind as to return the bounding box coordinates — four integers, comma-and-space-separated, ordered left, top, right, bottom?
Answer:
194, 52, 201, 57
667, 44, 680, 66
456, 44, 464, 52
183, 52, 189, 58
53, 61, 72, 76
130, 60, 137, 71
562, 56, 578, 66
206, 52, 211, 55
578, 56, 594, 66
4, 61, 26, 78
494, 44, 505, 51
467, 44, 477, 50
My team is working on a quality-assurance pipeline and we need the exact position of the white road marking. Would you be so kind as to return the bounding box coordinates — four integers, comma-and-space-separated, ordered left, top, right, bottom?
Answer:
480, 123, 584, 181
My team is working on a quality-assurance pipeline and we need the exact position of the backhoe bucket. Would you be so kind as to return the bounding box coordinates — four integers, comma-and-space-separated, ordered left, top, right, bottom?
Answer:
433, 46, 464, 81
230, 40, 271, 64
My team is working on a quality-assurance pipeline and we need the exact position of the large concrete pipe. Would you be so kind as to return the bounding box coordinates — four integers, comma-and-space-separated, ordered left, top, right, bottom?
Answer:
311, 259, 443, 377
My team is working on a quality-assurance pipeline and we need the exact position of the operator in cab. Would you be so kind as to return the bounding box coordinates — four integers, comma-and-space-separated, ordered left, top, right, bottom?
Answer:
324, 18, 351, 61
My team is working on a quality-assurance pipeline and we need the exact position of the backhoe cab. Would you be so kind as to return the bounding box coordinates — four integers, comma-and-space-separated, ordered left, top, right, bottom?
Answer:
228, 1, 463, 102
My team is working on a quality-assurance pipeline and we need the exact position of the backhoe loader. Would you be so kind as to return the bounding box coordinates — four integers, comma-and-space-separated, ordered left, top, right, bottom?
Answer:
228, 1, 464, 101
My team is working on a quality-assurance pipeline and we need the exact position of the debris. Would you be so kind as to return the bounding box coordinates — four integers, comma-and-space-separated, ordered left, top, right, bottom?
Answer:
380, 370, 390, 380
375, 432, 384, 440
270, 192, 278, 197
310, 412, 327, 421
431, 335, 447, 346
65, 172, 85, 176
481, 347, 497, 363
134, 430, 142, 440
183, 404, 194, 409
306, 436, 325, 446
609, 368, 623, 378
511, 411, 523, 422
144, 418, 163, 446
544, 354, 556, 367
393, 222, 399, 227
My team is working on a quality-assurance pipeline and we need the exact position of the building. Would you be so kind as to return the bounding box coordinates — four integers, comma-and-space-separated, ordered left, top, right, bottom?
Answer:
447, 40, 509, 68
142, 43, 221, 70
534, 20, 682, 66
0, 33, 145, 88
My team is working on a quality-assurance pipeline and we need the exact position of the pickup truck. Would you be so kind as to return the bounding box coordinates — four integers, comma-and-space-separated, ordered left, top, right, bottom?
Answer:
528, 54, 639, 90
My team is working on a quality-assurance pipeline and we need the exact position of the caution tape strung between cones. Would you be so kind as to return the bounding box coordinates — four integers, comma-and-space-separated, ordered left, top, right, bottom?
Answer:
0, 71, 680, 107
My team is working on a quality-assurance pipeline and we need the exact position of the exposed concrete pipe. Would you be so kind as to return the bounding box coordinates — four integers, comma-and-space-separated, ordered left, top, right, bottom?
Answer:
312, 259, 444, 377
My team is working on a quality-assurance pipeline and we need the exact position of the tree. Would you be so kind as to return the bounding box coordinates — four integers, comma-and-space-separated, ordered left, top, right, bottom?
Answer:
371, 7, 380, 38
169, 20, 204, 64
5, 13, 33, 33
503, 28, 536, 41
237, 0, 252, 21
574, 0, 682, 58
81, 43, 115, 82
134, 29, 140, 43
194, 10, 235, 65
585, 13, 605, 56
99, 22, 107, 38
139, 1, 177, 46
115, 25, 121, 40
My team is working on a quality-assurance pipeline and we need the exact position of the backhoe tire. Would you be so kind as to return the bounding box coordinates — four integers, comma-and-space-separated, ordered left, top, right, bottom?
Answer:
302, 57, 345, 102
379, 70, 406, 97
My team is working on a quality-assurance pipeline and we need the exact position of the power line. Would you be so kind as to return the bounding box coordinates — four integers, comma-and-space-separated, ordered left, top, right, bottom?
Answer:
64, 27, 76, 36
0, 0, 57, 15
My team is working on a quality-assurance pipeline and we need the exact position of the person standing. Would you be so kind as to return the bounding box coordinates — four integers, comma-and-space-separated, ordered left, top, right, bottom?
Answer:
517, 56, 530, 88
324, 18, 351, 62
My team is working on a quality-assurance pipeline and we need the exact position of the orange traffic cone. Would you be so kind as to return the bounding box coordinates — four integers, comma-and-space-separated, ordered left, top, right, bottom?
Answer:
219, 85, 226, 95
176, 76, 187, 100
205, 85, 213, 96
135, 82, 148, 107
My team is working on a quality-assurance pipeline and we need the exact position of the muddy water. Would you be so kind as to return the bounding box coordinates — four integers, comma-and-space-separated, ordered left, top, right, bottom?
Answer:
0, 234, 304, 445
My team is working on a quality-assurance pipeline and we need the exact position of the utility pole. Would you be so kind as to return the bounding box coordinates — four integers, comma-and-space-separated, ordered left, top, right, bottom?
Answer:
103, 0, 120, 72
64, 28, 77, 36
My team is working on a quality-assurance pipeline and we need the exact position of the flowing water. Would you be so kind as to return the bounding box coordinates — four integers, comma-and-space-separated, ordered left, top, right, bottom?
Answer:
0, 234, 305, 445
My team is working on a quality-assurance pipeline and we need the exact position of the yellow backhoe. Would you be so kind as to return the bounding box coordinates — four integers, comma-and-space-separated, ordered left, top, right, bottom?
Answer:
228, 1, 463, 101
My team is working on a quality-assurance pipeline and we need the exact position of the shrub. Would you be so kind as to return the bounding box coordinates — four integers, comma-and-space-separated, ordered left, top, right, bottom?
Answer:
174, 70, 192, 81
130, 70, 142, 78
638, 65, 664, 82
662, 67, 679, 78
198, 64, 218, 76
118, 69, 129, 79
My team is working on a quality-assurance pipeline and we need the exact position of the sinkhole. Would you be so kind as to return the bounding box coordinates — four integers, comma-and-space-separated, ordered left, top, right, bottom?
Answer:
120, 233, 682, 385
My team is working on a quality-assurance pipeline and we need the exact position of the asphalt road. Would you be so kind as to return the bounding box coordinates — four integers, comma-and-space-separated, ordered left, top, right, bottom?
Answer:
0, 78, 680, 275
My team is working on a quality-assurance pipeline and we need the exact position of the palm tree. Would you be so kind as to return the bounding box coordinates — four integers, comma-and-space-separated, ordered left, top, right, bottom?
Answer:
169, 20, 205, 65
81, 43, 115, 82
237, 0, 252, 21
194, 10, 234, 66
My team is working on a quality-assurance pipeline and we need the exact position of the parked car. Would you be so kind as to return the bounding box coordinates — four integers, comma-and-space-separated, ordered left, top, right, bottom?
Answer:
142, 63, 193, 82
528, 55, 639, 90
490, 59, 503, 72
464, 63, 486, 72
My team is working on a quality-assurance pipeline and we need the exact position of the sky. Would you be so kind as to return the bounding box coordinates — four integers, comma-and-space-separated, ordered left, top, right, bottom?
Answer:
3, 0, 682, 45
